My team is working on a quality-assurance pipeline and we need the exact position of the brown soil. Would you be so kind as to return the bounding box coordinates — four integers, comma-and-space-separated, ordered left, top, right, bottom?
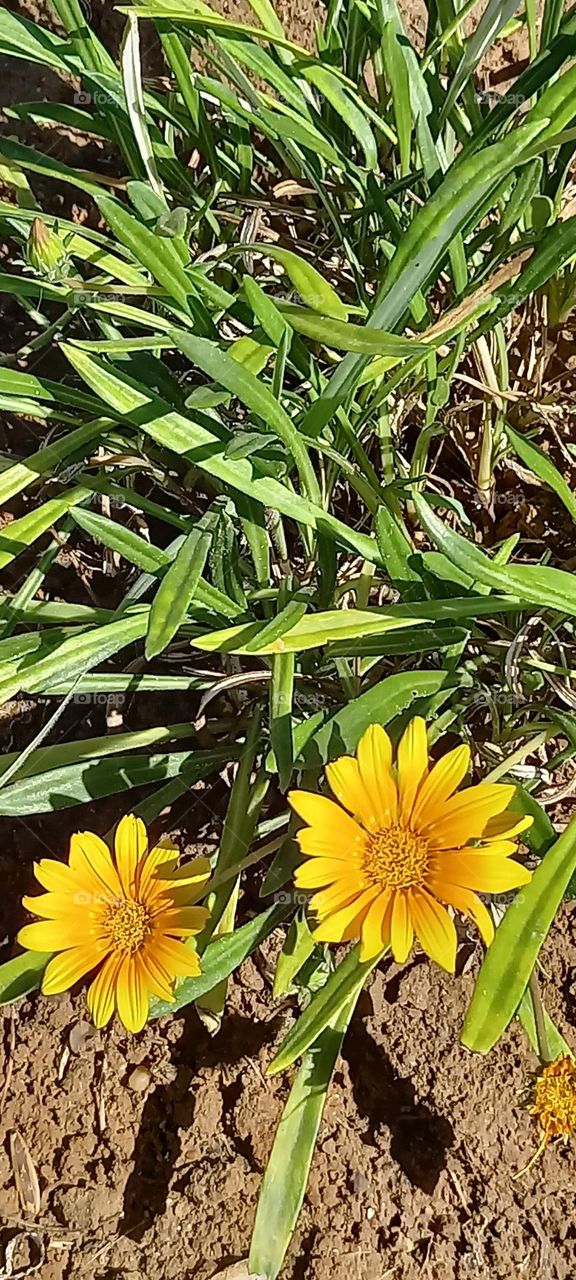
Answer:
1, 2, 575, 1278
1, 908, 575, 1280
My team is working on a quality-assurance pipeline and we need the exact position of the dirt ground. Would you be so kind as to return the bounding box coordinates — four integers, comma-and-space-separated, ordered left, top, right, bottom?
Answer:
1, 901, 575, 1280
1, 1, 575, 1277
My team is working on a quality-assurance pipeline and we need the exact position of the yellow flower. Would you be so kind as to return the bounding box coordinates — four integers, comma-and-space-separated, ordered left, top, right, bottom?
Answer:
289, 717, 532, 971
18, 814, 211, 1032
531, 1055, 576, 1144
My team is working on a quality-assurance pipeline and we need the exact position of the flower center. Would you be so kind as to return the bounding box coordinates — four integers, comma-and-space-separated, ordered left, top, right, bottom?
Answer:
104, 900, 150, 953
533, 1057, 576, 1138
363, 823, 430, 889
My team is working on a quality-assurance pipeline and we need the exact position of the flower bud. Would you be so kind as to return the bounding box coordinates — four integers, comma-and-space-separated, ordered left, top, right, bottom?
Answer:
27, 218, 67, 276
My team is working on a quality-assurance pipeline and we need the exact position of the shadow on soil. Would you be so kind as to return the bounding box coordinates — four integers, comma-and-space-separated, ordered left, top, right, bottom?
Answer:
122, 1007, 277, 1242
342, 1005, 454, 1193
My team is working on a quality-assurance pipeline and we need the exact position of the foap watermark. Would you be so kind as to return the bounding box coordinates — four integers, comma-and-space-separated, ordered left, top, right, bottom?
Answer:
468, 689, 530, 712
273, 689, 330, 713
475, 90, 527, 108
73, 88, 118, 108
71, 692, 124, 706
69, 290, 127, 307
273, 891, 310, 907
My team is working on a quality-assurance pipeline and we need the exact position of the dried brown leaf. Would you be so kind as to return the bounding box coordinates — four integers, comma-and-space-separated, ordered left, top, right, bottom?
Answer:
8, 1132, 41, 1218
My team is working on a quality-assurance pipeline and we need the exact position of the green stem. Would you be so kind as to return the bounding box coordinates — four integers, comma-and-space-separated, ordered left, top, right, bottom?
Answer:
529, 970, 552, 1064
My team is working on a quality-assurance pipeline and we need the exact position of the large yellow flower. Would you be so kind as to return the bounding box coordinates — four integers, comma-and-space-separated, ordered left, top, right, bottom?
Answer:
289, 717, 532, 971
18, 814, 210, 1032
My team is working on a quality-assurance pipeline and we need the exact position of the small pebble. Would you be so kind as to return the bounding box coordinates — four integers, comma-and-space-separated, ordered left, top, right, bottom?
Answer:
69, 1021, 96, 1055
128, 1066, 152, 1093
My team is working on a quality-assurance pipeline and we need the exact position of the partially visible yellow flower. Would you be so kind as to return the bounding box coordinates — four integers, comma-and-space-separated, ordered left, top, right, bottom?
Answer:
531, 1055, 576, 1144
289, 717, 532, 972
18, 815, 211, 1032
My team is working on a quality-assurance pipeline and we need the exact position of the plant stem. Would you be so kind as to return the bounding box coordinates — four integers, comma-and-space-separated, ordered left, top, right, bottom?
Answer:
529, 970, 552, 1064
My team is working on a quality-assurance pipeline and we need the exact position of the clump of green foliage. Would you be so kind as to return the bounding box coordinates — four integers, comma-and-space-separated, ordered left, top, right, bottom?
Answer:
1, 0, 576, 1269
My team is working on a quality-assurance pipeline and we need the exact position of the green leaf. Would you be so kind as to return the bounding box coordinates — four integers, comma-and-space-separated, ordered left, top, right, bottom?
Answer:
0, 949, 52, 1006
272, 911, 316, 997
0, 721, 199, 785
506, 424, 576, 526
170, 330, 320, 504
462, 815, 576, 1053
0, 748, 229, 816
60, 344, 382, 565
278, 303, 429, 355
0, 612, 149, 704
268, 944, 384, 1074
414, 491, 576, 616
146, 529, 212, 658
0, 420, 107, 506
150, 901, 290, 1017
0, 486, 89, 571
441, 0, 521, 120
300, 64, 377, 168
381, 20, 412, 175
249, 997, 356, 1280
375, 505, 422, 597
242, 245, 348, 320
270, 650, 296, 792
96, 194, 212, 333
294, 669, 453, 768
121, 12, 163, 196
71, 507, 237, 618
517, 987, 572, 1060
302, 119, 548, 433
191, 597, 527, 655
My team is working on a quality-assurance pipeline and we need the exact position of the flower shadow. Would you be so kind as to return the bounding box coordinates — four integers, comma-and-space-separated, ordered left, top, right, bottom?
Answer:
341, 1001, 454, 1194
121, 1006, 278, 1242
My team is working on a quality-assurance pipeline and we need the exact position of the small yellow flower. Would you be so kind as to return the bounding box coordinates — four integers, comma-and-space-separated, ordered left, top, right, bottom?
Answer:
531, 1055, 576, 1144
289, 717, 532, 970
18, 814, 211, 1032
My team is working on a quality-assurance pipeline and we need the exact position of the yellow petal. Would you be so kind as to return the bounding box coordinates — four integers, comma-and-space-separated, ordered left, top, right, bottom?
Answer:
482, 812, 533, 840
397, 717, 429, 824
152, 936, 202, 977
154, 856, 211, 896
429, 879, 494, 946
359, 889, 393, 961
86, 951, 124, 1027
297, 826, 366, 862
460, 840, 518, 857
138, 839, 179, 898
69, 831, 121, 900
424, 783, 516, 849
410, 889, 457, 971
154, 906, 210, 937
356, 725, 398, 827
310, 879, 367, 919
139, 945, 175, 1002
312, 886, 379, 943
411, 744, 471, 829
390, 891, 413, 963
116, 955, 149, 1032
289, 789, 368, 846
325, 756, 379, 832
114, 814, 147, 898
294, 857, 352, 890
438, 852, 531, 893
33, 859, 86, 894
21, 892, 89, 920
18, 919, 96, 952
41, 942, 108, 995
